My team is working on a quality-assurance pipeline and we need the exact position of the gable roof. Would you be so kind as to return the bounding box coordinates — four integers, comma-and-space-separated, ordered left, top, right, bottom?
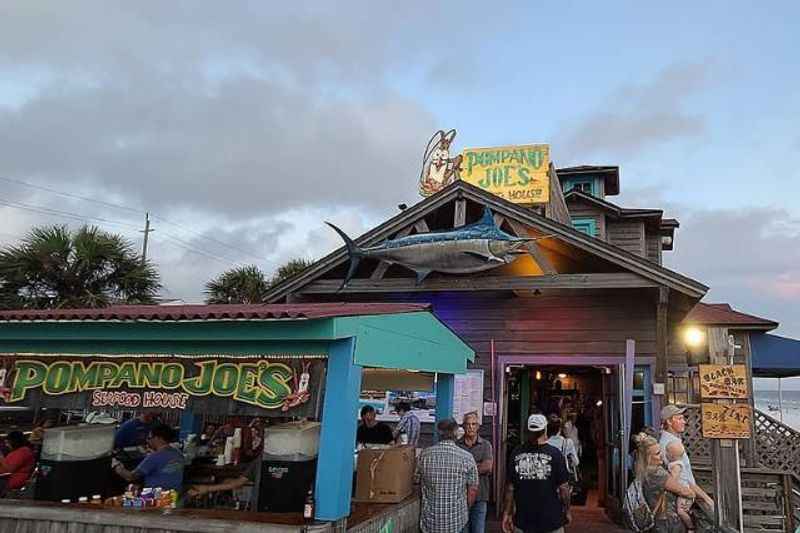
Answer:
265, 180, 708, 301
0, 303, 431, 323
684, 302, 778, 330
557, 165, 620, 196
565, 188, 664, 221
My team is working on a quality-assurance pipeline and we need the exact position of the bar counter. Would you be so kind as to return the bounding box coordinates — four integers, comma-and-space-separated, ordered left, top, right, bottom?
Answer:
0, 499, 332, 533
0, 495, 422, 533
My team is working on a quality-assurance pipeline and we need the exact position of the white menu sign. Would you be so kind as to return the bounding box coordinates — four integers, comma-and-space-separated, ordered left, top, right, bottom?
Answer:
452, 369, 484, 424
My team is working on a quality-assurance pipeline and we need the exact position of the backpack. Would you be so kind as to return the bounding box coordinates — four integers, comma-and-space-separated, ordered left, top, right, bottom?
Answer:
623, 479, 663, 532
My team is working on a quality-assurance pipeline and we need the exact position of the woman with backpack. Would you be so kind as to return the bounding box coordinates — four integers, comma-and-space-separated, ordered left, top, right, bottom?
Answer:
631, 433, 695, 532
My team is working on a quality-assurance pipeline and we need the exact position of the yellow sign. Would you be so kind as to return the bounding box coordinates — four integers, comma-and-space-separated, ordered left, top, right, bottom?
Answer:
698, 364, 749, 399
461, 144, 550, 204
701, 403, 752, 439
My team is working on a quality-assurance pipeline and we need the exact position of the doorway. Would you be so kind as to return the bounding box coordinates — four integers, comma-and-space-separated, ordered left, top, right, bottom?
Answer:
495, 357, 653, 515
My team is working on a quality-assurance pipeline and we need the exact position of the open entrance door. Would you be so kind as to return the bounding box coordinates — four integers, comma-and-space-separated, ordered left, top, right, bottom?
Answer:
602, 343, 634, 514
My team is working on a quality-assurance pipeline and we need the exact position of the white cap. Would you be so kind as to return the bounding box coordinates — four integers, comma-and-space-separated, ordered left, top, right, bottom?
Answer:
527, 414, 548, 431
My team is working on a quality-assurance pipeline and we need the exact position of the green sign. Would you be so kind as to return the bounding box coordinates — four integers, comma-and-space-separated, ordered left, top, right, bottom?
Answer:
6, 358, 315, 411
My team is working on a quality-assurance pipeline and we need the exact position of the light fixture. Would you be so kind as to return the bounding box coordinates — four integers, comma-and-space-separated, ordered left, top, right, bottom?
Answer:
596, 400, 603, 407
558, 373, 567, 379
535, 371, 542, 380
684, 327, 705, 348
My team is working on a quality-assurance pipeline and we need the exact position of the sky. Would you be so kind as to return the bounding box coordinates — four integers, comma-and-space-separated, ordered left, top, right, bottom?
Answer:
0, 2, 798, 385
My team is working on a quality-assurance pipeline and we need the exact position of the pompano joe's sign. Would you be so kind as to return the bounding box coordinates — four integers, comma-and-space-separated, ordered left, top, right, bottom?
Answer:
1, 357, 322, 416
461, 144, 550, 204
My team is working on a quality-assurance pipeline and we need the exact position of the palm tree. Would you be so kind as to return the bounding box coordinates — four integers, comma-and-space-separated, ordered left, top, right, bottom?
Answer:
270, 258, 312, 287
0, 225, 160, 309
205, 265, 270, 304
204, 258, 313, 305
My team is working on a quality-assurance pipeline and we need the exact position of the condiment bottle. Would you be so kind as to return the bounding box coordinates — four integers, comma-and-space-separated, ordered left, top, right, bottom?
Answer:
303, 488, 314, 522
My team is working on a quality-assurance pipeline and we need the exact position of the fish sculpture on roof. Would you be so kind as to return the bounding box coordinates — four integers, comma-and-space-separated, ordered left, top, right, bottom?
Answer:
326, 207, 552, 289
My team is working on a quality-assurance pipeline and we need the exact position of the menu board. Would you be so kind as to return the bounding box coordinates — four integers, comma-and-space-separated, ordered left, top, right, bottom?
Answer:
701, 403, 752, 439
698, 365, 749, 399
453, 370, 484, 424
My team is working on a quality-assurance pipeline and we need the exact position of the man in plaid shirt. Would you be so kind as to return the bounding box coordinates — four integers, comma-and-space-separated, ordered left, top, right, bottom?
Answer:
415, 418, 479, 533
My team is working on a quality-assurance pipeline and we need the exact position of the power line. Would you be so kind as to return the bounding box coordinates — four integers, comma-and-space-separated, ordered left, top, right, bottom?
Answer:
151, 214, 276, 266
0, 176, 143, 215
0, 197, 241, 268
0, 197, 142, 230
0, 175, 275, 267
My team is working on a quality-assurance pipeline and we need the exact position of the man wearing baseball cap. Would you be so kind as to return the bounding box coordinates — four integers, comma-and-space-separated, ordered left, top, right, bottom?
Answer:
659, 404, 714, 510
502, 413, 571, 533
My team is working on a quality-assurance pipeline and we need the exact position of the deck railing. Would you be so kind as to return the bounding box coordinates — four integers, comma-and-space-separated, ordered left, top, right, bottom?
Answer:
753, 409, 800, 479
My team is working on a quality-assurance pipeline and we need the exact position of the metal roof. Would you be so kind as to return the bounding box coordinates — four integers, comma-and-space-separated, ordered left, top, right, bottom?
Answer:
684, 303, 778, 330
0, 303, 432, 323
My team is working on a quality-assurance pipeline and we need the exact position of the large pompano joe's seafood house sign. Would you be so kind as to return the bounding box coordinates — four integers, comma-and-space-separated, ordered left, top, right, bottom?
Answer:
1, 356, 323, 417
418, 129, 551, 204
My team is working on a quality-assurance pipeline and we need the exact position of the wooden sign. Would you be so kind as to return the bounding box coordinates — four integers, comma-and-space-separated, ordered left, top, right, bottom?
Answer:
698, 364, 748, 399
460, 144, 550, 204
701, 403, 752, 439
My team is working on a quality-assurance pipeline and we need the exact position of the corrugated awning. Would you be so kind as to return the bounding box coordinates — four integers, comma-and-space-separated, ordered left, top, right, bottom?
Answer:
751, 333, 800, 378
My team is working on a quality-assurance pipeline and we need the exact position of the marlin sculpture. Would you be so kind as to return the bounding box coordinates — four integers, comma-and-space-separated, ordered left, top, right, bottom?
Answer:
326, 207, 552, 288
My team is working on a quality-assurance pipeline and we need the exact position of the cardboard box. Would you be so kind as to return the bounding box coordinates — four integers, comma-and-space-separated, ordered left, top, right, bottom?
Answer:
354, 446, 415, 503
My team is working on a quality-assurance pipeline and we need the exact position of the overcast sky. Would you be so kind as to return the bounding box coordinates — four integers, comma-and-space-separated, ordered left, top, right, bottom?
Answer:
0, 3, 798, 385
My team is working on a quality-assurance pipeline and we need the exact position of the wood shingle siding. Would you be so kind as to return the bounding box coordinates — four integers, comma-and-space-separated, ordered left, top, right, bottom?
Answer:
646, 232, 662, 264
607, 220, 646, 257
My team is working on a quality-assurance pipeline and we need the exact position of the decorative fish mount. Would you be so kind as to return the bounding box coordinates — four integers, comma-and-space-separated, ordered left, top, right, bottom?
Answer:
326, 207, 552, 288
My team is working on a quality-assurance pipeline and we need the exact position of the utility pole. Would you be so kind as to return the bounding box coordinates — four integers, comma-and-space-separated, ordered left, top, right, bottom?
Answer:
140, 212, 154, 263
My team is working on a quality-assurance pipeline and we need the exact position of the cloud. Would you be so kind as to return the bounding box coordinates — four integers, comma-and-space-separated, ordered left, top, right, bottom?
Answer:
556, 62, 712, 162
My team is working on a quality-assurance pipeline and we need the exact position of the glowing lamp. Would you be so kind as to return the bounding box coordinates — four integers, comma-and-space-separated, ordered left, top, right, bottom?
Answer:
684, 327, 705, 348
558, 373, 567, 379
535, 371, 542, 380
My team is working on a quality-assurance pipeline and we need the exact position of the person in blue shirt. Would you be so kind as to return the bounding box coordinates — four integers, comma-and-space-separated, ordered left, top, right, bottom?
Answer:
113, 424, 184, 491
114, 413, 157, 449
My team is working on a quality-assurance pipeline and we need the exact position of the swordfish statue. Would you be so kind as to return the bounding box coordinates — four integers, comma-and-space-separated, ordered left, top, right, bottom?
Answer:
326, 207, 552, 289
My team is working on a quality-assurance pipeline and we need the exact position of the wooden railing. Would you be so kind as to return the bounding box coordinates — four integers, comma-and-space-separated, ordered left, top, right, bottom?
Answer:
695, 467, 798, 532
753, 410, 800, 480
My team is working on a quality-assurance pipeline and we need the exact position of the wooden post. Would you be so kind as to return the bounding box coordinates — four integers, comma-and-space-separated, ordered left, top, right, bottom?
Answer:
708, 327, 744, 531
519, 369, 531, 446
655, 287, 669, 396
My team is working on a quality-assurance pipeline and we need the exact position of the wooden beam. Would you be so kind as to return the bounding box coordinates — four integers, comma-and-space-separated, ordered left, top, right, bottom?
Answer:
301, 273, 658, 294
508, 220, 557, 275
655, 286, 669, 386
493, 213, 505, 227
454, 199, 467, 228
708, 326, 744, 531
414, 219, 430, 233
370, 226, 414, 281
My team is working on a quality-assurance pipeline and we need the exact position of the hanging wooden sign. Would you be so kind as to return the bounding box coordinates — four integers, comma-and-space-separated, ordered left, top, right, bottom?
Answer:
698, 364, 748, 399
701, 403, 752, 439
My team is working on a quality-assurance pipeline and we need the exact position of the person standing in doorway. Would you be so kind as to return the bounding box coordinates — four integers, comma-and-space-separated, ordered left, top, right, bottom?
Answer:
394, 401, 421, 447
503, 414, 571, 533
416, 418, 479, 533
457, 411, 493, 533
659, 404, 714, 511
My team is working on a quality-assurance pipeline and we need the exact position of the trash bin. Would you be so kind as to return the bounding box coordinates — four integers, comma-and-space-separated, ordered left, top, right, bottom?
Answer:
35, 424, 115, 502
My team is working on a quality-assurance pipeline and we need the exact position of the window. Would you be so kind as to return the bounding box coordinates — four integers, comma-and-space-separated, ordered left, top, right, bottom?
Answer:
563, 178, 595, 196
571, 217, 597, 237
631, 366, 652, 434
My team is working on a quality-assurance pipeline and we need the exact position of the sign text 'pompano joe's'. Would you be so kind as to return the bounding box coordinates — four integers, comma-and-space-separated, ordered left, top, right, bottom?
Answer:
461, 144, 550, 204
3, 357, 319, 414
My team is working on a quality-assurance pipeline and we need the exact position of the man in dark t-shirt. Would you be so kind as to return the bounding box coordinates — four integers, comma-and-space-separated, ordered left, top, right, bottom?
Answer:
503, 414, 571, 533
356, 405, 394, 445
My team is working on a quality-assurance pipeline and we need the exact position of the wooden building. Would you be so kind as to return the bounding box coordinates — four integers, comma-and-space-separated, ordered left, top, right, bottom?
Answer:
265, 170, 710, 510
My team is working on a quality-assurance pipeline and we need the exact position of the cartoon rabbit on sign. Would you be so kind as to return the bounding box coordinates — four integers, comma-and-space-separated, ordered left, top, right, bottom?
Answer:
419, 129, 463, 197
